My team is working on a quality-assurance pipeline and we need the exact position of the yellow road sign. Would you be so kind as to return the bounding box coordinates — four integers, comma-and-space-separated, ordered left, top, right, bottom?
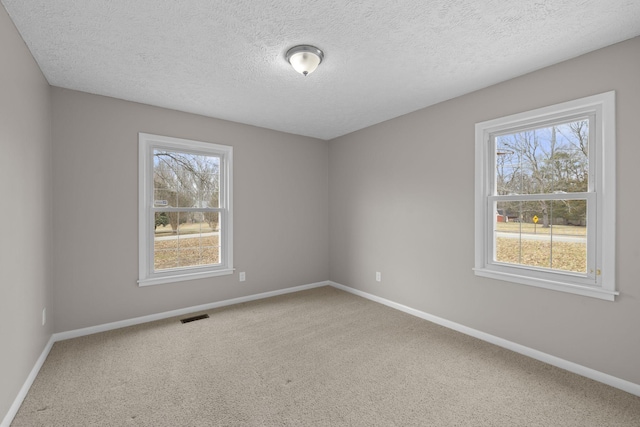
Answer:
533, 215, 539, 224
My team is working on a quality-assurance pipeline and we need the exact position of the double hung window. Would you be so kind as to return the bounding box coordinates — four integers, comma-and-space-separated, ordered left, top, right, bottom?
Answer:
474, 92, 616, 300
138, 133, 233, 286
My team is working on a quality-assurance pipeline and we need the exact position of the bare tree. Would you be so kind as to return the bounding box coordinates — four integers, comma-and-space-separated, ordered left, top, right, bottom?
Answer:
496, 120, 588, 227
153, 151, 220, 233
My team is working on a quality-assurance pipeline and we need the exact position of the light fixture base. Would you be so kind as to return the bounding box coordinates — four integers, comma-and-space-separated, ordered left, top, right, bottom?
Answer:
286, 45, 324, 76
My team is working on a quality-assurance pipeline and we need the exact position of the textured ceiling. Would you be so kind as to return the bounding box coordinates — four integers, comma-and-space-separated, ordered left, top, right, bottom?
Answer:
3, 1, 640, 140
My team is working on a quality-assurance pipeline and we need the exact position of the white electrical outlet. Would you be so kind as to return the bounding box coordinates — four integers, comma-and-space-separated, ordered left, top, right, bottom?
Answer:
42, 308, 46, 326
239, 272, 246, 282
376, 272, 381, 282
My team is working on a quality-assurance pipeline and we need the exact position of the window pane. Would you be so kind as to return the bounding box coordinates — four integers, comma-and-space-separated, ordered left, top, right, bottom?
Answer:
495, 120, 589, 195
154, 211, 220, 271
153, 150, 220, 208
549, 200, 587, 273
495, 200, 587, 273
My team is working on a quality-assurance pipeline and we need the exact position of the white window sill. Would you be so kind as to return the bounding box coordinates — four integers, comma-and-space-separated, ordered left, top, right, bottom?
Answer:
473, 268, 618, 301
138, 268, 234, 287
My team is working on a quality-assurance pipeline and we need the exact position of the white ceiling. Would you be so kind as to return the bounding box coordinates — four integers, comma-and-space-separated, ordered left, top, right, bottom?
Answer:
3, 1, 640, 140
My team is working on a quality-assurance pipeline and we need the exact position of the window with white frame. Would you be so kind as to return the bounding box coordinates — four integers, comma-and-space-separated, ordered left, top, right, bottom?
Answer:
474, 92, 616, 300
138, 133, 233, 286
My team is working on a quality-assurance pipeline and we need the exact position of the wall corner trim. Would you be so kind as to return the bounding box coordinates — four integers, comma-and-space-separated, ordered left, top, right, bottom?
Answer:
328, 281, 640, 398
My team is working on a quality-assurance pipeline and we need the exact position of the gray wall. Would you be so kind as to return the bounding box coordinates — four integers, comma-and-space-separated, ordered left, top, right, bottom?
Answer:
2, 2, 638, 418
51, 88, 329, 332
328, 37, 640, 385
0, 4, 53, 420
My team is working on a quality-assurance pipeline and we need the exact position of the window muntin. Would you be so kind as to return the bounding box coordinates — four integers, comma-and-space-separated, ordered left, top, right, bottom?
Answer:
154, 211, 220, 271
494, 199, 588, 274
474, 92, 616, 300
495, 118, 590, 195
153, 149, 220, 208
490, 117, 593, 277
139, 133, 233, 286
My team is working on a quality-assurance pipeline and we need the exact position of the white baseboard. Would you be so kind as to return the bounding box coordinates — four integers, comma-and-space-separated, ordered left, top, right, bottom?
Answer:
5, 279, 638, 427
328, 281, 640, 397
1, 336, 55, 427
2, 281, 329, 426
54, 281, 330, 341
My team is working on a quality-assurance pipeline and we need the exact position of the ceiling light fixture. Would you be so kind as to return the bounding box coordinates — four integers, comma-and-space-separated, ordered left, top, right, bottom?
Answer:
286, 45, 324, 76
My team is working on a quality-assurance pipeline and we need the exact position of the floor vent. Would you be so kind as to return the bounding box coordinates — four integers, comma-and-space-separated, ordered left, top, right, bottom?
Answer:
180, 314, 209, 324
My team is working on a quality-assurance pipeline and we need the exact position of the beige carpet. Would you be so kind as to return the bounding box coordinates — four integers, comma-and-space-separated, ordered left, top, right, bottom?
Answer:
11, 286, 640, 426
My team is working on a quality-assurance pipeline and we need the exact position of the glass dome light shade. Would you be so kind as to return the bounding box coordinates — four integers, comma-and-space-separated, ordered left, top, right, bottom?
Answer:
286, 45, 324, 76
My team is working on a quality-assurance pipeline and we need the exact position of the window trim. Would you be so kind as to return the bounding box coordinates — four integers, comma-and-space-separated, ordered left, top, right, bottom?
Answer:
474, 92, 616, 301
138, 133, 233, 286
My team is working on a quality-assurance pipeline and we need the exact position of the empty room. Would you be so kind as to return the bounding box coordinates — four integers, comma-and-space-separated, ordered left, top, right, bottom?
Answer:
2, 1, 640, 425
